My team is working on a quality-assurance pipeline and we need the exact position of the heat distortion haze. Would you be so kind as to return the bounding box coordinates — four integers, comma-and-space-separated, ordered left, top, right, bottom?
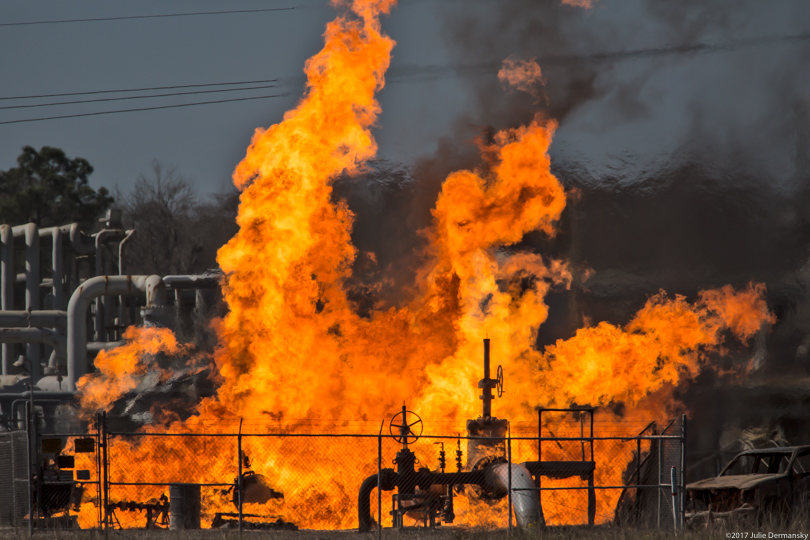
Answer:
71, 0, 775, 530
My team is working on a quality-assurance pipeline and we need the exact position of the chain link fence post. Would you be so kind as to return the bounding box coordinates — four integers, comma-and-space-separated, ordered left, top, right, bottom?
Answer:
26, 399, 33, 537
376, 424, 382, 538
507, 430, 512, 532
238, 418, 243, 536
101, 410, 109, 534
680, 414, 687, 531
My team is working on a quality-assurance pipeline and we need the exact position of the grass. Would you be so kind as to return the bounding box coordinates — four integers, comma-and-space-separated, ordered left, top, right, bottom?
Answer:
3, 521, 810, 540
5, 509, 810, 540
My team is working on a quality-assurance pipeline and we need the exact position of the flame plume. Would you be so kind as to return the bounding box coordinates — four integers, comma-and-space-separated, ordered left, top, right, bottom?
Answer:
74, 0, 777, 529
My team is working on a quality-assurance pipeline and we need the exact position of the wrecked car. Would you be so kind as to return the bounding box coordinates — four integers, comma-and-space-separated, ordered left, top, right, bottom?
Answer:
686, 445, 810, 525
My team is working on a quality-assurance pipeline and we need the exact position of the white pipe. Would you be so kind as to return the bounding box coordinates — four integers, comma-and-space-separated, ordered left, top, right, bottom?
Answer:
66, 275, 165, 391
21, 224, 41, 372
67, 223, 94, 255
487, 462, 544, 528
118, 230, 136, 330
40, 227, 65, 310
93, 230, 125, 342
0, 328, 65, 373
0, 224, 13, 374
0, 311, 67, 330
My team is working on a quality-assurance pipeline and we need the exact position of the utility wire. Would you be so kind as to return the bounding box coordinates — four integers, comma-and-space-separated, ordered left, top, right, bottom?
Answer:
0, 7, 296, 27
0, 84, 279, 110
0, 79, 278, 101
0, 93, 291, 125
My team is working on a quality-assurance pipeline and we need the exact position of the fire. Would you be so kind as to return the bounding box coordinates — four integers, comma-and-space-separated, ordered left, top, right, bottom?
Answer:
72, 0, 777, 531
76, 327, 185, 415
498, 58, 544, 97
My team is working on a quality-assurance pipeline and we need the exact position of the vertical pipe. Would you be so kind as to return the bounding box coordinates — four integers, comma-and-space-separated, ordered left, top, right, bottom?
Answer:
94, 235, 104, 343
238, 418, 243, 537
636, 438, 641, 490
102, 247, 114, 341
51, 228, 64, 310
24, 224, 40, 373
507, 429, 512, 531
1, 224, 13, 374
118, 230, 135, 337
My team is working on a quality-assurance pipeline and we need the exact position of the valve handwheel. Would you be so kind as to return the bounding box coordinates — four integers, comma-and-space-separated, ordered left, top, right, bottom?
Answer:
496, 365, 504, 398
389, 410, 423, 444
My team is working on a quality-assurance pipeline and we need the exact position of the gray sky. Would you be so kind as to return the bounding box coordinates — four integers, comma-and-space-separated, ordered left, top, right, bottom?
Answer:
2, 0, 809, 198
0, 0, 466, 196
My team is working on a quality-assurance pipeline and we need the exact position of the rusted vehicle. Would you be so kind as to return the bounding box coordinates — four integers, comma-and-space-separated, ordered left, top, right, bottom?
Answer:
686, 445, 810, 525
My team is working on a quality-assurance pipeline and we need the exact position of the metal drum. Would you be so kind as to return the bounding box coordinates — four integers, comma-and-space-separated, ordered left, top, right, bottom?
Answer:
169, 483, 201, 530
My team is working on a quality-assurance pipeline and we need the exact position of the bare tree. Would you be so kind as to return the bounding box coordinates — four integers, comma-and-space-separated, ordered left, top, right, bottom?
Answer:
118, 161, 239, 276
118, 161, 199, 275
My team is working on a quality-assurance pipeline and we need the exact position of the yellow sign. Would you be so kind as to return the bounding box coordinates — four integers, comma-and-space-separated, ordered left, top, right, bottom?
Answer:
41, 438, 62, 453
74, 438, 95, 453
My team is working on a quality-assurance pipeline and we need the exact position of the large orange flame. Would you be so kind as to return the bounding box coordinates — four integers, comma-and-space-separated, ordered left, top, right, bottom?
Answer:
74, 0, 776, 530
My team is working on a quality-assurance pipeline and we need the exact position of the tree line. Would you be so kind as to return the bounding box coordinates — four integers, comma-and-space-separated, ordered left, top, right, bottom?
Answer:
0, 146, 239, 276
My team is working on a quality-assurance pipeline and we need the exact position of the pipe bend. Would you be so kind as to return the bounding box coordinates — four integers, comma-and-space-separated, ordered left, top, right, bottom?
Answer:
68, 223, 95, 255
358, 469, 396, 532
66, 274, 167, 392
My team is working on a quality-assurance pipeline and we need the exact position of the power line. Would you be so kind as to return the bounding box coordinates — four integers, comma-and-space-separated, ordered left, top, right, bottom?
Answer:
0, 93, 291, 125
0, 84, 279, 111
0, 79, 279, 101
0, 7, 296, 27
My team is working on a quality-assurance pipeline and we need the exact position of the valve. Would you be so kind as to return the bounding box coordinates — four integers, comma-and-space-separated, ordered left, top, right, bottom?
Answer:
389, 406, 423, 446
496, 364, 505, 398
455, 436, 463, 472
434, 442, 446, 472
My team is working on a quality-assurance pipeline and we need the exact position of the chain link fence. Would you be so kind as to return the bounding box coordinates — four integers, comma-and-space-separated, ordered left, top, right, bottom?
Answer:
0, 411, 686, 531
0, 430, 29, 529
95, 414, 684, 531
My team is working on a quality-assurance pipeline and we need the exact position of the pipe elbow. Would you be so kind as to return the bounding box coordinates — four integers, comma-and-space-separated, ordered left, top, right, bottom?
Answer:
68, 223, 95, 255
144, 275, 166, 307
358, 469, 396, 532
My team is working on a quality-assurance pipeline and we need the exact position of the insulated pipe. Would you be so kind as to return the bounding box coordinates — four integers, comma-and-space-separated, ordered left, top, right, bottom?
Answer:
0, 311, 67, 331
118, 230, 135, 330
0, 225, 13, 374
66, 275, 165, 391
93, 230, 124, 342
0, 328, 66, 372
162, 273, 223, 289
487, 463, 544, 528
67, 223, 94, 255
19, 224, 41, 372
40, 227, 65, 310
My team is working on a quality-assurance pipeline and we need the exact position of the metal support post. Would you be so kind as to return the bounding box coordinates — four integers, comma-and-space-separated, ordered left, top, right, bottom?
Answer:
378, 421, 383, 539
96, 413, 103, 529
238, 418, 243, 536
507, 430, 512, 531
680, 414, 686, 531
670, 466, 678, 534
26, 400, 33, 537
102, 411, 108, 532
